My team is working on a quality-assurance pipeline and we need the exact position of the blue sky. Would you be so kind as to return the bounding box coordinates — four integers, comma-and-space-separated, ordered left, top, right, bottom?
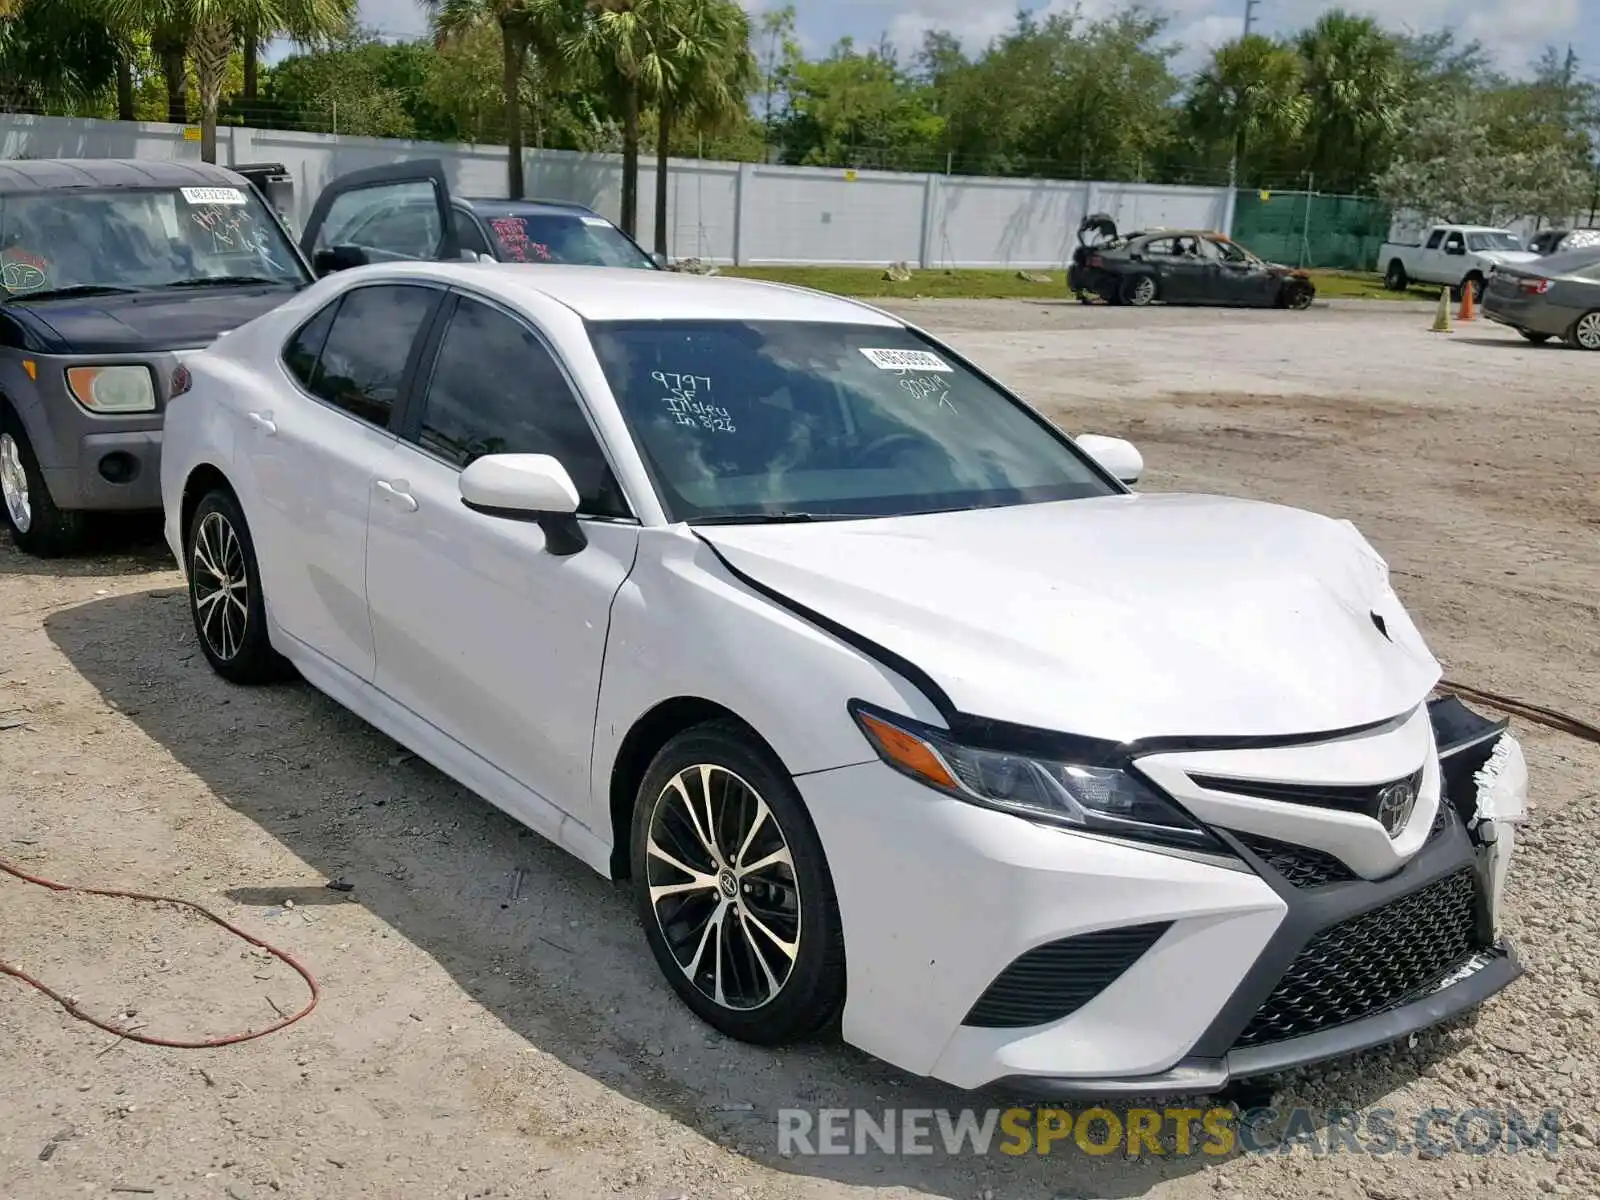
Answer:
350, 0, 1593, 78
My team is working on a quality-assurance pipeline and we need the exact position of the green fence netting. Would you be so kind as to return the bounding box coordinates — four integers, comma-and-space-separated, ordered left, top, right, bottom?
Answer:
1230, 190, 1392, 272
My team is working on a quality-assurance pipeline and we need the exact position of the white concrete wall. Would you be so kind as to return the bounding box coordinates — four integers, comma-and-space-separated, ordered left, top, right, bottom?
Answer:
2, 113, 1234, 269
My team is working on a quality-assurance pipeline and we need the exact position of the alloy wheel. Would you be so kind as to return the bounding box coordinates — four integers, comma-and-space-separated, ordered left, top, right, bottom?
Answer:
191, 510, 250, 661
644, 763, 801, 1011
1131, 277, 1156, 305
1575, 312, 1600, 350
0, 432, 31, 534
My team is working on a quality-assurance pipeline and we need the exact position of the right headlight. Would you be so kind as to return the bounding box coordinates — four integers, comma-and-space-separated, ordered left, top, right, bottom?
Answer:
850, 702, 1220, 852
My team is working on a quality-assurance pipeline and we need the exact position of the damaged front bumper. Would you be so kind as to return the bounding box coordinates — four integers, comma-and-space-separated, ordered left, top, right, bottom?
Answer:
1433, 693, 1528, 937
989, 696, 1531, 1099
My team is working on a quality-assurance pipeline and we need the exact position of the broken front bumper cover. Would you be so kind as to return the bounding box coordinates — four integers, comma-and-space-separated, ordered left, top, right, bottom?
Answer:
991, 940, 1521, 1099
990, 697, 1529, 1101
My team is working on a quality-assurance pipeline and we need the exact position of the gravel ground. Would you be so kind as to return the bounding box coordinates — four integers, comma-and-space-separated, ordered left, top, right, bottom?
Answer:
1, 301, 1596, 1200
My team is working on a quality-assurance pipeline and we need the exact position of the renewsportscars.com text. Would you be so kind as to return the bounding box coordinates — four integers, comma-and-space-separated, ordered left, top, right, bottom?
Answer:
777, 1106, 1565, 1159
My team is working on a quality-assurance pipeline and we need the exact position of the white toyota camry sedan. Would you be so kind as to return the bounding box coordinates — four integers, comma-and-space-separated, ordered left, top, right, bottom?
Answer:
159, 257, 1528, 1095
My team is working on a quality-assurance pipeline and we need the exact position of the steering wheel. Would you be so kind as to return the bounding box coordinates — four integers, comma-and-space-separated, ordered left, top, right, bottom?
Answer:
857, 432, 934, 467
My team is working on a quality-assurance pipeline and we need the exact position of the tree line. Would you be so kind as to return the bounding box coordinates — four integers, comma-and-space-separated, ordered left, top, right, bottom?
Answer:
3, 1, 1597, 241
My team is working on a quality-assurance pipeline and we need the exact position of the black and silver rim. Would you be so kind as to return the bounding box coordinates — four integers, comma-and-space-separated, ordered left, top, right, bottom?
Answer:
0, 432, 30, 533
1131, 277, 1156, 305
1575, 312, 1600, 350
645, 764, 801, 1011
191, 510, 249, 661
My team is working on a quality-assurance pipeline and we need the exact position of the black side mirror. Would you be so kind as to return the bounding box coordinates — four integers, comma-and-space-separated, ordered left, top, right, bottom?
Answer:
312, 244, 370, 276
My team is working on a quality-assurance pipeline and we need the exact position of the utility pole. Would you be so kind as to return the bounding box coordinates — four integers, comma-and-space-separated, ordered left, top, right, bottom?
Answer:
1228, 0, 1262, 191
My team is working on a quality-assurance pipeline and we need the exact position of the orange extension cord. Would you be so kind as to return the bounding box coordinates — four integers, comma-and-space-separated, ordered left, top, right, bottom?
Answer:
0, 859, 318, 1048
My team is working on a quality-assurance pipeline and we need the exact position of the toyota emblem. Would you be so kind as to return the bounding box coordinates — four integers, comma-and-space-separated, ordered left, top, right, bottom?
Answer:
1375, 777, 1418, 837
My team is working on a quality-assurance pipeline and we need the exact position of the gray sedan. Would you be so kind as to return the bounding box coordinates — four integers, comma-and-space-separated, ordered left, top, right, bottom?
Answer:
1483, 247, 1600, 348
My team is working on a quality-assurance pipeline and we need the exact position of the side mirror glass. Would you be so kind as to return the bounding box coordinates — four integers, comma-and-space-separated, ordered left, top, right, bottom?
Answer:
1075, 434, 1143, 486
459, 453, 586, 555
312, 244, 369, 276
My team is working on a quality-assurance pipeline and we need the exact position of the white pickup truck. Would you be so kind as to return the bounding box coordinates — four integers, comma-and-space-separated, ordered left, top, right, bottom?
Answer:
1379, 224, 1539, 300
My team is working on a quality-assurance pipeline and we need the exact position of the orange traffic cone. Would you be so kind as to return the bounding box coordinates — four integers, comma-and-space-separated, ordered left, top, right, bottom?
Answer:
1457, 279, 1478, 322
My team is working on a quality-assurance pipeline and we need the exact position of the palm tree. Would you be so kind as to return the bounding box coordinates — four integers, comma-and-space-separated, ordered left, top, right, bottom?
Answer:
649, 0, 753, 255
105, 0, 353, 161
567, 0, 658, 235
427, 0, 578, 199
1296, 10, 1406, 191
0, 0, 123, 113
1187, 34, 1309, 186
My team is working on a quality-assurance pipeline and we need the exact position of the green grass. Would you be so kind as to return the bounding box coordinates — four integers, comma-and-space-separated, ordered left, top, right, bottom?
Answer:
719, 264, 1440, 303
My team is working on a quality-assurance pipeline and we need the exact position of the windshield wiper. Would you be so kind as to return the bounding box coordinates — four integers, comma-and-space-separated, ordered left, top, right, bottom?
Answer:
3, 283, 143, 303
162, 275, 293, 289
689, 511, 849, 525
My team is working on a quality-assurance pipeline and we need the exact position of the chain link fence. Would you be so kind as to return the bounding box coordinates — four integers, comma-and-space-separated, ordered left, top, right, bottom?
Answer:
1231, 189, 1392, 272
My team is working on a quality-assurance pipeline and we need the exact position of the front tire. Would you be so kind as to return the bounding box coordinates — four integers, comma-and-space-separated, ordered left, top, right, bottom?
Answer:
631, 720, 845, 1045
185, 489, 291, 684
0, 413, 85, 558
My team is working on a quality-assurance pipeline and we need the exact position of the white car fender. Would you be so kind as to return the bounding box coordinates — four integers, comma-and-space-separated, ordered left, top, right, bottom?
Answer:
588, 526, 947, 865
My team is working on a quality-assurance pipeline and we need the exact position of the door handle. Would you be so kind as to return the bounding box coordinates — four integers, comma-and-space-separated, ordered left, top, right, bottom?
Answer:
247, 411, 276, 435
374, 479, 418, 512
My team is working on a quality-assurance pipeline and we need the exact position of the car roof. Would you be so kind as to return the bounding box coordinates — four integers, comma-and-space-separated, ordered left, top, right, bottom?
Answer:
344, 260, 902, 325
0, 157, 249, 193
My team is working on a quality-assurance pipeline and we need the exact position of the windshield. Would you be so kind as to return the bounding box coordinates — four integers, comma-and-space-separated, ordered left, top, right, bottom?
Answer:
588, 320, 1118, 522
1466, 231, 1522, 252
0, 185, 307, 298
481, 210, 656, 269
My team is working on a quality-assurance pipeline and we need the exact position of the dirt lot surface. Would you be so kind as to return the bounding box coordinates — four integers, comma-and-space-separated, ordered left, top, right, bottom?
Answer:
3, 301, 1597, 1200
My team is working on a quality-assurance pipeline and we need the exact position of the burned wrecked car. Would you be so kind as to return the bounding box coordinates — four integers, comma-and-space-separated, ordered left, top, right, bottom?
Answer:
1069, 216, 1316, 310
0, 157, 461, 556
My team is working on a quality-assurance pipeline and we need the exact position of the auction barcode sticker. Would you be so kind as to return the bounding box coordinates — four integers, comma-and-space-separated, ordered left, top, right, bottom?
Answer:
180, 186, 248, 206
859, 347, 952, 372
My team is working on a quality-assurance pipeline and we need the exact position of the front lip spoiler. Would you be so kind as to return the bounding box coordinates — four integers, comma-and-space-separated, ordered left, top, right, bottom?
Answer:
987, 940, 1521, 1100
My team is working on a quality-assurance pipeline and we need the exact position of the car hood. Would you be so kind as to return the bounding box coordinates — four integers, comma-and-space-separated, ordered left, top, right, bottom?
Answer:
697, 493, 1442, 743
13, 285, 298, 354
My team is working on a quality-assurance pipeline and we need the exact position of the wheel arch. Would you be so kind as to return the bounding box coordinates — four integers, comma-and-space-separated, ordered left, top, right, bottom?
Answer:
607, 696, 785, 880
179, 462, 239, 550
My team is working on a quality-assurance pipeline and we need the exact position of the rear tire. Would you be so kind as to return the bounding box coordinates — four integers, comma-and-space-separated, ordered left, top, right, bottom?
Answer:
1123, 274, 1158, 307
1570, 310, 1600, 351
185, 488, 292, 684
0, 410, 85, 558
631, 720, 845, 1045
1384, 260, 1409, 291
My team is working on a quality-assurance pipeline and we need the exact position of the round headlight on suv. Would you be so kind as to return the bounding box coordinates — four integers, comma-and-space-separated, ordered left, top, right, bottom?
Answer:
65, 365, 157, 414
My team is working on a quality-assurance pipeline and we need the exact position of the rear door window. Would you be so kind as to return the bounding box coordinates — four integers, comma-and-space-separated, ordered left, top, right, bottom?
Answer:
302, 284, 439, 428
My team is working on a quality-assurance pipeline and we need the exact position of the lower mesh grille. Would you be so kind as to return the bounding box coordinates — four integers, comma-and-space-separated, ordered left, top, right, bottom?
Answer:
1233, 867, 1482, 1048
963, 922, 1171, 1029
1235, 833, 1356, 888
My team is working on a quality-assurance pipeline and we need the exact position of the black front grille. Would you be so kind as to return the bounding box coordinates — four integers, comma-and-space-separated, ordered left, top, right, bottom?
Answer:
963, 922, 1171, 1029
1233, 868, 1482, 1048
1235, 832, 1356, 888
1190, 769, 1423, 825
